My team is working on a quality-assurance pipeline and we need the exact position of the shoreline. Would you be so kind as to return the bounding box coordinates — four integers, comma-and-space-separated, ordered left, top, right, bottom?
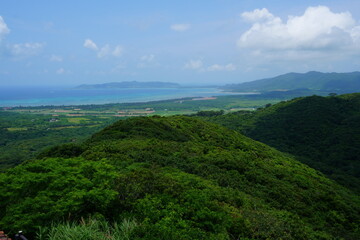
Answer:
1, 96, 218, 109
0, 88, 257, 108
0, 96, 212, 108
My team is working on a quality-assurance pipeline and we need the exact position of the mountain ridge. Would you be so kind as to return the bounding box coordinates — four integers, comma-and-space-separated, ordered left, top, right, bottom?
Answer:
222, 71, 360, 93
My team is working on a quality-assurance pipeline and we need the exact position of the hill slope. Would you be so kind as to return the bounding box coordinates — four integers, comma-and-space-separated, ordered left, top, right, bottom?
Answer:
198, 93, 360, 192
222, 71, 360, 93
1, 116, 359, 239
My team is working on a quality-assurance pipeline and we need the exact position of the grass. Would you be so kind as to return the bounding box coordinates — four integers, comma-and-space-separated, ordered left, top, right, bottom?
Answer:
52, 126, 82, 130
36, 218, 138, 240
7, 127, 28, 131
66, 117, 89, 124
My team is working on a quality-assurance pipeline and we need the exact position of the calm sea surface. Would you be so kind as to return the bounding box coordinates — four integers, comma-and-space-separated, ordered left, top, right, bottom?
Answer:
0, 86, 239, 107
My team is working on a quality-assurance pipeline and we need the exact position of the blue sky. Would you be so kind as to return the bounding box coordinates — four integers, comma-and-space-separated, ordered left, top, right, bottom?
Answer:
1, 0, 360, 86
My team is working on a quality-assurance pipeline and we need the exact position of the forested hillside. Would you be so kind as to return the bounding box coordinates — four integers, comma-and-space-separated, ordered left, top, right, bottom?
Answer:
222, 71, 360, 93
197, 93, 360, 192
1, 116, 359, 239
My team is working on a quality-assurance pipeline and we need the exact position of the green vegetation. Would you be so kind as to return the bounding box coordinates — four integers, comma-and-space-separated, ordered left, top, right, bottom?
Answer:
197, 93, 360, 192
0, 93, 295, 171
0, 111, 118, 170
1, 116, 359, 239
37, 216, 137, 240
222, 71, 360, 93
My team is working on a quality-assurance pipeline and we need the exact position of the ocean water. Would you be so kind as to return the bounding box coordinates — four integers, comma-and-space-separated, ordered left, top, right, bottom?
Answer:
0, 86, 238, 107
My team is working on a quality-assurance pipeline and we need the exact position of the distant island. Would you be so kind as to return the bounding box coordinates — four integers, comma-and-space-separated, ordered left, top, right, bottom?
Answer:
222, 71, 360, 94
76, 81, 181, 89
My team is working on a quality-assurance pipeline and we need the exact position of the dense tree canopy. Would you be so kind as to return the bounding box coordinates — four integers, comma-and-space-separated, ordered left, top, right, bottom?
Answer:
1, 116, 359, 239
198, 93, 360, 193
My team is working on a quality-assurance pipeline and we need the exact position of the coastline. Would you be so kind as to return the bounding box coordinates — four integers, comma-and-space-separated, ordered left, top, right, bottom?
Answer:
0, 87, 253, 108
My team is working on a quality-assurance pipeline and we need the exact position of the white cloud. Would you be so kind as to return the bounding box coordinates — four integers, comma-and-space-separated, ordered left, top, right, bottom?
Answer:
84, 39, 98, 51
97, 44, 123, 58
185, 59, 203, 70
56, 68, 65, 74
238, 6, 360, 52
97, 44, 110, 58
138, 54, 156, 68
44, 21, 54, 31
185, 60, 236, 72
241, 8, 275, 22
112, 45, 123, 57
10, 42, 44, 57
111, 63, 127, 73
50, 55, 63, 62
207, 63, 236, 71
171, 24, 190, 32
0, 17, 43, 59
84, 39, 123, 58
0, 16, 10, 41
140, 54, 155, 62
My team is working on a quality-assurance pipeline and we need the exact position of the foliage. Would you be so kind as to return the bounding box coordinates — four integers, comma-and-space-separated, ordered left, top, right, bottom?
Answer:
197, 93, 360, 193
1, 116, 359, 239
190, 110, 225, 117
37, 218, 137, 240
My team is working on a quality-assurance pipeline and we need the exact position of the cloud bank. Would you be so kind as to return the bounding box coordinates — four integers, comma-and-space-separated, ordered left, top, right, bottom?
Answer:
238, 6, 360, 52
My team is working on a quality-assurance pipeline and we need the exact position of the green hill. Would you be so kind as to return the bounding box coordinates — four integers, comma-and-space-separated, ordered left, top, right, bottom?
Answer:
197, 93, 360, 192
222, 71, 360, 93
1, 116, 359, 239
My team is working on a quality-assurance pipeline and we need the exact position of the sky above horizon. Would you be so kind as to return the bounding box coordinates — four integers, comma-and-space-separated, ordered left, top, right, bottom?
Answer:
1, 0, 360, 86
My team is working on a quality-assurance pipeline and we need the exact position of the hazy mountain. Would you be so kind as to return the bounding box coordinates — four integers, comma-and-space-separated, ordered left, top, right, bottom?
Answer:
76, 81, 181, 89
222, 71, 360, 93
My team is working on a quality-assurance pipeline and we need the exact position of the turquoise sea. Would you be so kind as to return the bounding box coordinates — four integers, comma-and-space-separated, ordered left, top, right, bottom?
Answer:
0, 86, 240, 107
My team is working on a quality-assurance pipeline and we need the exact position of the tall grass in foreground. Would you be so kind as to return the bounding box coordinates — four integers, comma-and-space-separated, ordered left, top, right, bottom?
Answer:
36, 218, 137, 240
